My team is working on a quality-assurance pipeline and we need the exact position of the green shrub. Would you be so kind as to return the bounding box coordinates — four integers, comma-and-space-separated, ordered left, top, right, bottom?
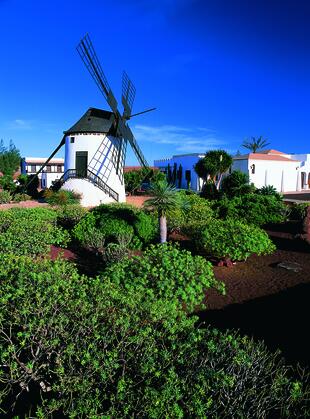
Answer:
221, 170, 256, 197
167, 191, 214, 231
288, 202, 310, 221
257, 184, 282, 199
0, 175, 16, 192
12, 192, 32, 202
73, 211, 134, 251
92, 203, 157, 244
200, 180, 220, 200
103, 243, 225, 312
55, 205, 87, 230
193, 218, 276, 261
0, 190, 11, 203
43, 189, 81, 206
0, 255, 308, 418
213, 194, 286, 225
102, 242, 129, 265
0, 207, 69, 256
73, 203, 157, 251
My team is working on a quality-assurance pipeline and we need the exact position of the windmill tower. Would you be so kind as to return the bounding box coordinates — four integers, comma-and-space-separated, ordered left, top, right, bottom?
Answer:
29, 34, 153, 207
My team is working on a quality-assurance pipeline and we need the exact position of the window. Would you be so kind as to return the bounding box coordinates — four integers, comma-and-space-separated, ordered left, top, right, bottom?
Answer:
46, 165, 51, 173
250, 164, 255, 174
30, 165, 36, 173
57, 165, 62, 173
70, 137, 75, 143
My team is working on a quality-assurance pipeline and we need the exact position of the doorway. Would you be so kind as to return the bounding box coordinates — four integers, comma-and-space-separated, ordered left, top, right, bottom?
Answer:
76, 151, 88, 177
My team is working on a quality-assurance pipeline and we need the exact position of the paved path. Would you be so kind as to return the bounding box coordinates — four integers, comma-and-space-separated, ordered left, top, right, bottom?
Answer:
283, 192, 310, 202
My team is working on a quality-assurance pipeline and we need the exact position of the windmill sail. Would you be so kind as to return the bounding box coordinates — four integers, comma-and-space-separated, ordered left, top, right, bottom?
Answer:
77, 34, 118, 113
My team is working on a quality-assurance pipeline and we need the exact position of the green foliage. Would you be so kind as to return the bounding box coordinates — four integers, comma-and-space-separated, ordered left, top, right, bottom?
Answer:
193, 218, 276, 261
73, 203, 156, 251
124, 167, 165, 194
0, 208, 70, 256
144, 180, 179, 217
16, 173, 39, 197
213, 194, 287, 226
288, 202, 310, 221
257, 185, 282, 199
12, 193, 31, 202
0, 190, 12, 203
167, 191, 214, 231
242, 136, 270, 153
221, 170, 256, 197
43, 189, 81, 206
103, 243, 225, 312
194, 150, 232, 182
102, 242, 129, 265
0, 139, 20, 176
55, 205, 87, 230
0, 256, 308, 417
200, 180, 220, 200
0, 174, 16, 192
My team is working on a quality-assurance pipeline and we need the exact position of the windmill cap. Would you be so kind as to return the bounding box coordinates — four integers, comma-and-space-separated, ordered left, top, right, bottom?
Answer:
64, 107, 115, 135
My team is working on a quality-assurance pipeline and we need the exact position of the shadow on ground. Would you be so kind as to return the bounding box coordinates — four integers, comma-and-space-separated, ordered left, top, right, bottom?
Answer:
197, 282, 310, 366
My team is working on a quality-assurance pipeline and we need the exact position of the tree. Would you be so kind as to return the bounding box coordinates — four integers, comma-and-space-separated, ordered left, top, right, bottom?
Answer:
172, 163, 177, 185
177, 164, 183, 188
144, 180, 179, 243
0, 139, 20, 176
242, 136, 270, 153
194, 150, 232, 190
124, 168, 165, 195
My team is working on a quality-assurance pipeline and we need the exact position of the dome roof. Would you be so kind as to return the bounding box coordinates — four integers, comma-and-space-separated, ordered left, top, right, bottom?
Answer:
64, 108, 115, 135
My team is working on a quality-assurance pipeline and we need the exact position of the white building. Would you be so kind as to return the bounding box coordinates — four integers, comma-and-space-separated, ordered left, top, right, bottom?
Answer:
154, 149, 310, 193
21, 157, 64, 188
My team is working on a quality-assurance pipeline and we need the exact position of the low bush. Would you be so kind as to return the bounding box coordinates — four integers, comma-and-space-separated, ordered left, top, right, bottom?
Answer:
200, 180, 220, 200
73, 203, 157, 251
167, 191, 214, 231
221, 170, 256, 197
0, 207, 69, 256
0, 255, 308, 417
0, 190, 11, 203
288, 202, 310, 222
213, 194, 287, 225
193, 218, 276, 261
43, 189, 81, 206
12, 192, 32, 202
103, 243, 225, 312
55, 205, 87, 230
256, 184, 282, 198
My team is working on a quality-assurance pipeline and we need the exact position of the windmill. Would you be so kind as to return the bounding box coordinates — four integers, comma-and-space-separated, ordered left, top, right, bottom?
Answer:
26, 34, 154, 206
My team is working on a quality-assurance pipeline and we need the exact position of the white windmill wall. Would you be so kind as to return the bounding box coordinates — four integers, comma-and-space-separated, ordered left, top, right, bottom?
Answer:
61, 178, 115, 207
62, 133, 126, 207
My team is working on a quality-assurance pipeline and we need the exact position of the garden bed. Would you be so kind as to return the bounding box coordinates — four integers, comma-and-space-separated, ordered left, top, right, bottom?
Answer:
197, 228, 310, 366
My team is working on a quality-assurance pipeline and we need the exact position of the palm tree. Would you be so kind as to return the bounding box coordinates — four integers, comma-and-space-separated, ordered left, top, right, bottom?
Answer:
242, 136, 270, 153
144, 180, 179, 243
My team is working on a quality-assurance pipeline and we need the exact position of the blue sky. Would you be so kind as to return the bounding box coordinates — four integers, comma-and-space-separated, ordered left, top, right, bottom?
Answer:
0, 0, 309, 165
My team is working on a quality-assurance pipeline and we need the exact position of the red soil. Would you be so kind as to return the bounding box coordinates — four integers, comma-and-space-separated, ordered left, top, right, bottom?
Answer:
0, 201, 48, 210
126, 195, 151, 208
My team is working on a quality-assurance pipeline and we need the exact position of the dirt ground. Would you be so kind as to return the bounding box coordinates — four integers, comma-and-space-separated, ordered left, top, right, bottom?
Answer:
196, 229, 310, 366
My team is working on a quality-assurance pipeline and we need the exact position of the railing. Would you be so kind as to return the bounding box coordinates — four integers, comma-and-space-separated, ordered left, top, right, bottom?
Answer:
58, 169, 119, 201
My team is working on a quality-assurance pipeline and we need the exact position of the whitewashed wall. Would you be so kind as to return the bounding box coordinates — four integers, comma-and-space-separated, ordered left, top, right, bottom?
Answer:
63, 133, 126, 205
61, 178, 118, 207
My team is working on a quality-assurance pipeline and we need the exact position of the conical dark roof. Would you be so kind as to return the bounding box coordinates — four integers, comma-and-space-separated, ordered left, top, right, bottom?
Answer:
64, 108, 115, 135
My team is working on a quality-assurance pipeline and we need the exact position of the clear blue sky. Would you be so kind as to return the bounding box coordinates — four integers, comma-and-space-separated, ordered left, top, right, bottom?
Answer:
0, 0, 309, 165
